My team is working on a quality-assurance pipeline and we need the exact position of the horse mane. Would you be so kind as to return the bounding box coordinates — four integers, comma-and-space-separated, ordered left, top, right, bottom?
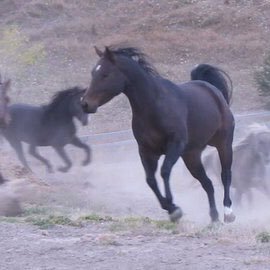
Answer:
109, 46, 161, 77
43, 86, 85, 117
190, 64, 233, 104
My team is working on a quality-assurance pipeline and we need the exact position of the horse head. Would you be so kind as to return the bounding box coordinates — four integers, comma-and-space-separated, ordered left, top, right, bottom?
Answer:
81, 46, 128, 114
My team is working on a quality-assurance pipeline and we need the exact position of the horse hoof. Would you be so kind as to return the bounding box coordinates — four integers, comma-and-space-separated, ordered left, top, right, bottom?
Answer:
169, 207, 183, 223
224, 213, 236, 223
82, 160, 90, 166
58, 167, 69, 173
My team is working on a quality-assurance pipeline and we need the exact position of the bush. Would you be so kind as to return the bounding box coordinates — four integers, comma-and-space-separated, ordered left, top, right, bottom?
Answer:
255, 53, 270, 96
256, 231, 270, 243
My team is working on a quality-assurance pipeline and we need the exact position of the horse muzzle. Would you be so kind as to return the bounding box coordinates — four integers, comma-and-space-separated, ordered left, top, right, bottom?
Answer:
81, 99, 98, 114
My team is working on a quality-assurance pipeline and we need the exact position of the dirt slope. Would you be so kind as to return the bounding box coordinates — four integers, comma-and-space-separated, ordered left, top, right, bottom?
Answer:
1, 0, 270, 132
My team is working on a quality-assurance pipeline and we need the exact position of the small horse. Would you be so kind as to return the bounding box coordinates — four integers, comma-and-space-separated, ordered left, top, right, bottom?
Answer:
0, 74, 11, 128
2, 87, 91, 173
203, 124, 270, 206
81, 46, 235, 223
0, 74, 11, 184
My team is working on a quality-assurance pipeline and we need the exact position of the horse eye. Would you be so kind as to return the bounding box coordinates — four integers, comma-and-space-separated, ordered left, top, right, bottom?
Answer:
102, 73, 109, 79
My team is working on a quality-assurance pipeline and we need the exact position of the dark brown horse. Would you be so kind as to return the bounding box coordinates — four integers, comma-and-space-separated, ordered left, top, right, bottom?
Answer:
0, 74, 11, 184
81, 46, 235, 223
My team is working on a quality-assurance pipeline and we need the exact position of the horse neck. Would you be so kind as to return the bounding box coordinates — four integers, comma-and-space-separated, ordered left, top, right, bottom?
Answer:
119, 60, 161, 115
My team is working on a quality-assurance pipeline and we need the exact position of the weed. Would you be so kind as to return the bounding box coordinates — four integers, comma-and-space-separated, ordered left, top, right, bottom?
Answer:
256, 231, 270, 243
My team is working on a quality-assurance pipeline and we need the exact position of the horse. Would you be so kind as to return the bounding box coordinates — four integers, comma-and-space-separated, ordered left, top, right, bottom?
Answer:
0, 74, 11, 184
81, 46, 235, 223
203, 124, 270, 206
0, 74, 11, 128
2, 87, 91, 173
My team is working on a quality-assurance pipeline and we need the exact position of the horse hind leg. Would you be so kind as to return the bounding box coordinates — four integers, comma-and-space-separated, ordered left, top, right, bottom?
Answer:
183, 149, 219, 223
29, 145, 53, 173
53, 146, 72, 173
216, 136, 236, 223
70, 136, 91, 166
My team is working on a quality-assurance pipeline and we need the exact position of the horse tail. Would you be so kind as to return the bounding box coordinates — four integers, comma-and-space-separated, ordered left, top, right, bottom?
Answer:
190, 64, 233, 105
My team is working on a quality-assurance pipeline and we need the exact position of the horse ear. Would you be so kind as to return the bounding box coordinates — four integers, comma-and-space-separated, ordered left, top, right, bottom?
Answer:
104, 46, 115, 63
94, 46, 103, 58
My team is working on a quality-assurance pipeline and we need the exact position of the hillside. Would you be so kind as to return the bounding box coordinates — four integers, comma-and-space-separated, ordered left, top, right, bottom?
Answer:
1, 0, 270, 133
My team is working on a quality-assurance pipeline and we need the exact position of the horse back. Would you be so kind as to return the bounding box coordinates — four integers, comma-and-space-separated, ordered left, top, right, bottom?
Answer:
4, 104, 44, 144
8, 103, 43, 127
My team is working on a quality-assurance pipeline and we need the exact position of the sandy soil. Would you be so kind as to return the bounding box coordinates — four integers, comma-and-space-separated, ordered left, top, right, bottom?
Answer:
0, 124, 270, 269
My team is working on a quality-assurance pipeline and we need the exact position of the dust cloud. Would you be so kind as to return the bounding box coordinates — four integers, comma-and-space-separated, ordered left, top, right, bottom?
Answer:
1, 131, 269, 231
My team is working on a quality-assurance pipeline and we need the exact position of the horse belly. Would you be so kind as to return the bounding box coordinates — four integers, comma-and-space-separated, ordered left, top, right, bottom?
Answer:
133, 128, 167, 155
187, 112, 221, 149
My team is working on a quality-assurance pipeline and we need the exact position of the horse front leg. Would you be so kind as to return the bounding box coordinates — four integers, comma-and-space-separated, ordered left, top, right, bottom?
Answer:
70, 136, 91, 166
8, 138, 32, 172
139, 148, 173, 215
160, 141, 186, 222
29, 145, 53, 173
53, 146, 72, 173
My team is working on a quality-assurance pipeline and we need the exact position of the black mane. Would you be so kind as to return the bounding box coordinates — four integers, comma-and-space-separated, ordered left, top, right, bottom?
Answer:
110, 46, 161, 77
43, 86, 85, 116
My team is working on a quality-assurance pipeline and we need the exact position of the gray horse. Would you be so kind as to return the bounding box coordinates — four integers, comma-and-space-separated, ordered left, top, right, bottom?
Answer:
0, 74, 11, 184
203, 124, 270, 206
1, 87, 91, 173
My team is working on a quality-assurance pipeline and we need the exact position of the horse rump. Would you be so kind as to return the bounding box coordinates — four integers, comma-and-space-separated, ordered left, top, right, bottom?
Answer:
191, 63, 233, 104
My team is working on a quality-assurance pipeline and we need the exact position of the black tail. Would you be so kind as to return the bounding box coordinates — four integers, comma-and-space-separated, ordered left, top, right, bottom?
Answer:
191, 64, 233, 105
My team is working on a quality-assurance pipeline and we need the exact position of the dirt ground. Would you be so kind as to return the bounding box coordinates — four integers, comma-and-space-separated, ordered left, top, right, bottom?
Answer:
0, 127, 270, 270
1, 0, 270, 269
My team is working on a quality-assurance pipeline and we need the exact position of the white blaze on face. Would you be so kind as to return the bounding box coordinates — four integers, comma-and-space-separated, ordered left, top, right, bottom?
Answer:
224, 206, 233, 215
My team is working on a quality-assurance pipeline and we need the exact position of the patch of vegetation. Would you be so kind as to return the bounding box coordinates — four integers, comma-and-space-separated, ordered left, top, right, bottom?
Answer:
0, 25, 46, 74
154, 220, 178, 231
194, 222, 224, 237
109, 216, 179, 233
255, 53, 270, 96
22, 205, 49, 216
256, 231, 270, 243
25, 215, 81, 229
79, 214, 113, 222
0, 216, 23, 224
0, 205, 181, 233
